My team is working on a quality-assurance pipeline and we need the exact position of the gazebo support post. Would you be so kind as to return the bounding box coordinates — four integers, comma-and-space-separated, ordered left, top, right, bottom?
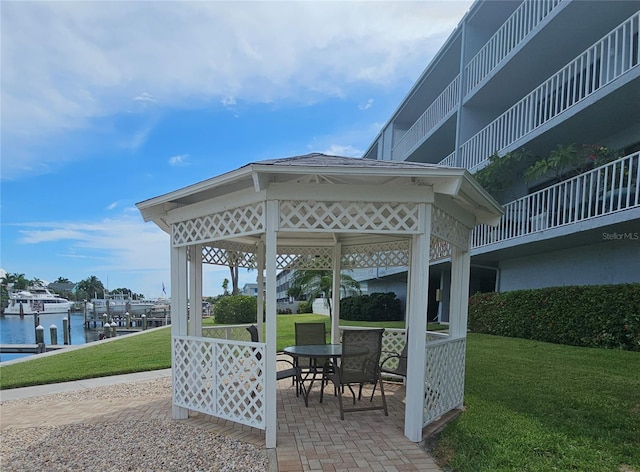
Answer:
264, 200, 278, 448
449, 246, 471, 410
331, 243, 342, 344
189, 244, 203, 337
256, 242, 265, 341
171, 244, 189, 420
449, 246, 471, 339
404, 203, 431, 442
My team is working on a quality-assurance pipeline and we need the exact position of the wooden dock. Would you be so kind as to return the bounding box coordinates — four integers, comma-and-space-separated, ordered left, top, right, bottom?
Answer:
0, 344, 69, 354
0, 343, 46, 354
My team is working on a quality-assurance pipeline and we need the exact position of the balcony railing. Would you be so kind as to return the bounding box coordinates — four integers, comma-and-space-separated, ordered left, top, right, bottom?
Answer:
464, 0, 564, 95
391, 75, 460, 161
438, 151, 457, 167
460, 11, 640, 171
472, 152, 640, 248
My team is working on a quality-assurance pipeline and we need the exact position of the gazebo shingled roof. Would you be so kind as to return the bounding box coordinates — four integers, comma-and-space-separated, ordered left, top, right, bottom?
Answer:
137, 153, 502, 448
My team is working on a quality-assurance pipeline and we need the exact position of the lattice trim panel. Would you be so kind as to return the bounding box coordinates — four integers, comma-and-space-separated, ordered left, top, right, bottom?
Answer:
172, 202, 264, 246
173, 336, 265, 430
341, 240, 410, 269
431, 207, 470, 250
375, 329, 450, 375
279, 200, 420, 233
202, 244, 257, 269
276, 246, 334, 270
430, 236, 451, 262
423, 338, 466, 427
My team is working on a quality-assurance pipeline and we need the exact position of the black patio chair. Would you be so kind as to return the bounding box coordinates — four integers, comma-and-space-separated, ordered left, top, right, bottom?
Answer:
294, 322, 331, 393
246, 325, 297, 383
320, 328, 388, 420
369, 335, 408, 399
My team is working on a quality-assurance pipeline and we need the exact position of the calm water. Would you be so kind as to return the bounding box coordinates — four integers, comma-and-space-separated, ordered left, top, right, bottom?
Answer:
0, 312, 102, 362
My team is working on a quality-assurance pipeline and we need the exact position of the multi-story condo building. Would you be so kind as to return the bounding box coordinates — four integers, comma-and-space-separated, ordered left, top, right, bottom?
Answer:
361, 0, 640, 322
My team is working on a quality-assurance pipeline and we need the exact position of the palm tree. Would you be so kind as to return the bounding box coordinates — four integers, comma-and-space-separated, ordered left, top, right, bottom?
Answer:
226, 250, 256, 296
288, 270, 361, 318
76, 275, 105, 301
4, 273, 28, 290
229, 265, 239, 295
30, 277, 43, 287
1, 273, 19, 308
0, 273, 29, 309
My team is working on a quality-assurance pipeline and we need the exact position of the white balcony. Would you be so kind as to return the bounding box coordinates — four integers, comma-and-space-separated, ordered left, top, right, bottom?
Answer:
464, 0, 564, 96
472, 152, 640, 248
461, 11, 640, 171
391, 75, 460, 161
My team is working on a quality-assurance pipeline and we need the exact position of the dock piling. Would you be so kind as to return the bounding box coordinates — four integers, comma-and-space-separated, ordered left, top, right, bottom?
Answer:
35, 324, 45, 345
63, 317, 70, 345
49, 324, 58, 345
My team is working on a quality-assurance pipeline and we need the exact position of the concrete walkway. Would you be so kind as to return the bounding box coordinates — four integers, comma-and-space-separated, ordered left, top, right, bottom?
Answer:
1, 369, 444, 471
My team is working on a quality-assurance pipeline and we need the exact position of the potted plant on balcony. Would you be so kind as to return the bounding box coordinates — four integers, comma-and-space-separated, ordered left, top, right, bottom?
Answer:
524, 144, 623, 223
524, 143, 620, 183
473, 149, 536, 236
474, 148, 534, 203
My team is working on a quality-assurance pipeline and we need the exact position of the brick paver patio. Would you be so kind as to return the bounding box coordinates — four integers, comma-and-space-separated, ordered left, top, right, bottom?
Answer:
1, 369, 444, 471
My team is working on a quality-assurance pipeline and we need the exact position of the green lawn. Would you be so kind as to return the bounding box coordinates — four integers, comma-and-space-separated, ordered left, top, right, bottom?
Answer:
0, 327, 172, 389
2, 320, 637, 471
433, 333, 640, 472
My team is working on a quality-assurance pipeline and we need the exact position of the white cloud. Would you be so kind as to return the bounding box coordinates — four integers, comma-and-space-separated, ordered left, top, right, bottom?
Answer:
323, 144, 363, 158
8, 215, 259, 298
221, 96, 237, 107
0, 1, 473, 179
12, 216, 171, 297
169, 154, 190, 166
134, 92, 157, 103
359, 98, 374, 110
107, 201, 119, 210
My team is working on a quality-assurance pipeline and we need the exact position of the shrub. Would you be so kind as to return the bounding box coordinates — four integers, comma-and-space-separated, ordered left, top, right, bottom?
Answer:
468, 283, 640, 350
297, 301, 313, 314
214, 295, 257, 324
340, 292, 403, 321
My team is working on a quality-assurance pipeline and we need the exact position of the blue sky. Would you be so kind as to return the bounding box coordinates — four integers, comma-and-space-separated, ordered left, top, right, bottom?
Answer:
0, 1, 472, 298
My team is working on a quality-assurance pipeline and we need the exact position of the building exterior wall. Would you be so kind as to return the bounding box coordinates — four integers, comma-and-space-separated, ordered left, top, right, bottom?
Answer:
498, 239, 640, 292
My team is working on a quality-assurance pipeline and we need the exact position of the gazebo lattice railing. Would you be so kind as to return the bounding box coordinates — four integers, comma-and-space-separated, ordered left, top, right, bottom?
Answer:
173, 234, 462, 433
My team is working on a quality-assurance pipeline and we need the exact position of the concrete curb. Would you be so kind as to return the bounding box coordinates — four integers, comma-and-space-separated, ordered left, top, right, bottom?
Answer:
0, 368, 172, 402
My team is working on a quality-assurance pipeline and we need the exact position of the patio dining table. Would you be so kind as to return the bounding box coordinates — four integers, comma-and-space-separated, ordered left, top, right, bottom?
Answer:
283, 344, 343, 407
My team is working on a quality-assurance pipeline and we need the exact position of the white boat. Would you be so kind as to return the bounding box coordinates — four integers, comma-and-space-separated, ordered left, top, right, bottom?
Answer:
91, 292, 156, 316
4, 284, 73, 315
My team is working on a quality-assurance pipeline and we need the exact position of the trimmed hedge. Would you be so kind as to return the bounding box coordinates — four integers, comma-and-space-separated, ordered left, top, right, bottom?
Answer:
468, 283, 640, 351
297, 301, 313, 314
340, 292, 403, 321
214, 295, 257, 324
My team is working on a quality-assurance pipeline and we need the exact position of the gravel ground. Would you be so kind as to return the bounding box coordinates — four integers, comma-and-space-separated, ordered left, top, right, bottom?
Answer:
0, 377, 269, 472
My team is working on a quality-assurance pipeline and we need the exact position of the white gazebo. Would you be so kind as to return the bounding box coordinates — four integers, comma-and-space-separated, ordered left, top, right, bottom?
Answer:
136, 153, 502, 448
